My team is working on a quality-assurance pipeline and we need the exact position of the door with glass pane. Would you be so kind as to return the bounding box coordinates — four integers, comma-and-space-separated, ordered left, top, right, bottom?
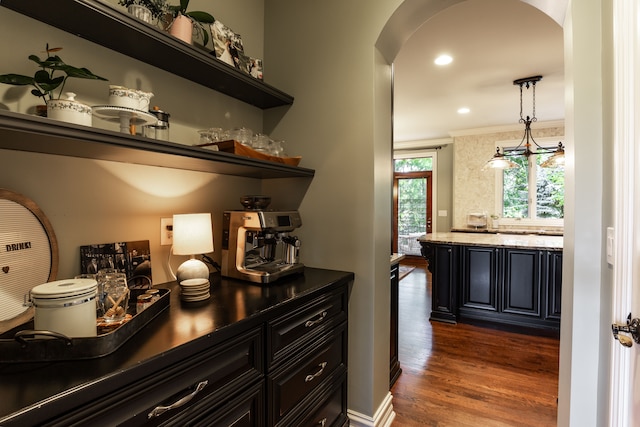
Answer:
393, 158, 433, 255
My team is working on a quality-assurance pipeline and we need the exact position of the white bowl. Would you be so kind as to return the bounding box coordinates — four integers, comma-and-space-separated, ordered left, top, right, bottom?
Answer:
47, 93, 92, 126
109, 85, 140, 109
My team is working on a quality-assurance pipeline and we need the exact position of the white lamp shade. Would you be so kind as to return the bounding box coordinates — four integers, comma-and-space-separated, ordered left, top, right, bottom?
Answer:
173, 213, 214, 255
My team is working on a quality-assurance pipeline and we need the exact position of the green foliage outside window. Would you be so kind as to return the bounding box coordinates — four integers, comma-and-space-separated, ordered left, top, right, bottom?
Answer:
394, 157, 432, 172
502, 151, 564, 219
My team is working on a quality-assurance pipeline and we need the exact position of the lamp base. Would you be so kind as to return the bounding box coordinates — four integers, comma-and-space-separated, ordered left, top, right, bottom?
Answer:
176, 258, 210, 284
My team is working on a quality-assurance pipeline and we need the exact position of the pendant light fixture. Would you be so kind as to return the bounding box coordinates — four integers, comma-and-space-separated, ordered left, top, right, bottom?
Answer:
485, 75, 565, 169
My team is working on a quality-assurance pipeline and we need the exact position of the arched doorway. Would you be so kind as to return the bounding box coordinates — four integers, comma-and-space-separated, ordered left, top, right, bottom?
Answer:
375, 1, 610, 425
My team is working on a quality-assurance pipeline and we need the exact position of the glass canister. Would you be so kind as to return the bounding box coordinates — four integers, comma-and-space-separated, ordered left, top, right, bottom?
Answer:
228, 127, 253, 146
144, 107, 170, 141
97, 269, 129, 323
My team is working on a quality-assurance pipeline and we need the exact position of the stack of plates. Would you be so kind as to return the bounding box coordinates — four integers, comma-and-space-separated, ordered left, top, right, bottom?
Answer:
179, 278, 210, 302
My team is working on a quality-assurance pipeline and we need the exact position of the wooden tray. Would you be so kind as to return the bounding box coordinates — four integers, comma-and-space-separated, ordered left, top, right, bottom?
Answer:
196, 140, 302, 166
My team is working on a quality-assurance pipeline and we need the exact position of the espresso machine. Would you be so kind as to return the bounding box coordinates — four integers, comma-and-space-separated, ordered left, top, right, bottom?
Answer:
221, 210, 304, 283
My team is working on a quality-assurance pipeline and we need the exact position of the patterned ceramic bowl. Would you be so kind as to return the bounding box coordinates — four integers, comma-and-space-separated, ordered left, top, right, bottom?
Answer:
108, 85, 140, 109
47, 92, 92, 126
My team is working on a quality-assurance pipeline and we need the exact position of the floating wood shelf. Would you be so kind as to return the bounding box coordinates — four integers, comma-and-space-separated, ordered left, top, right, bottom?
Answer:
0, 110, 314, 179
0, 0, 294, 109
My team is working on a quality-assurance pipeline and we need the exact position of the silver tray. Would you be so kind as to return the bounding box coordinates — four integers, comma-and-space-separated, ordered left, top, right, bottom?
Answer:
0, 288, 170, 362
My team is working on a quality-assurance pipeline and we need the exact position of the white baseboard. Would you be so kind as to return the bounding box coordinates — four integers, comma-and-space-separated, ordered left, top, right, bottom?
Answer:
347, 392, 396, 427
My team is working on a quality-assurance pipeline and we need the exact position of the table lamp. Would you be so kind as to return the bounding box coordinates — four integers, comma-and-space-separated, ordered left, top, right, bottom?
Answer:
172, 213, 214, 283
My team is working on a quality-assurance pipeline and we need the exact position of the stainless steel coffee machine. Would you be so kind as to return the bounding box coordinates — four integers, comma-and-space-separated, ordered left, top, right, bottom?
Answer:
221, 210, 304, 283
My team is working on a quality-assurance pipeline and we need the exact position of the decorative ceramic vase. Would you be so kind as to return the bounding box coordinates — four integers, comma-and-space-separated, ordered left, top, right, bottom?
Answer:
47, 92, 92, 126
127, 5, 152, 24
169, 14, 193, 44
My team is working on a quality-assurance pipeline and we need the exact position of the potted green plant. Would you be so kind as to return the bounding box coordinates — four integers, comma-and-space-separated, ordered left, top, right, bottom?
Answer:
167, 0, 214, 46
0, 44, 107, 104
118, 0, 167, 24
0, 44, 107, 121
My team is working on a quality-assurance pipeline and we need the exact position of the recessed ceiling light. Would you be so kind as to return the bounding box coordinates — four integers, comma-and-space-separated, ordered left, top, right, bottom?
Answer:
457, 107, 470, 114
434, 55, 453, 66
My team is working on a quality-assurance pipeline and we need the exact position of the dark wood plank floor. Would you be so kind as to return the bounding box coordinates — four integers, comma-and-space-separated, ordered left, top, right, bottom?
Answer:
391, 262, 559, 426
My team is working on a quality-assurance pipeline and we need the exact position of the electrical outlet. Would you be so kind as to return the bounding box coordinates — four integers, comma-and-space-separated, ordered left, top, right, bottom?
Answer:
160, 218, 173, 246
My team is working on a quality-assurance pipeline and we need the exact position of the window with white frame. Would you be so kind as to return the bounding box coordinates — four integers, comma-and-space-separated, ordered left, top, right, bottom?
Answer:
495, 137, 565, 226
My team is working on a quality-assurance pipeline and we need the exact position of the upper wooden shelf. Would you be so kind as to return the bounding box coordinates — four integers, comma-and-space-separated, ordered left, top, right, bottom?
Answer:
0, 0, 294, 109
0, 110, 315, 179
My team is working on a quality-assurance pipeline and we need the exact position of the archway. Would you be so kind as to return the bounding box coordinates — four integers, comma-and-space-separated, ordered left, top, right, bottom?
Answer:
374, 1, 607, 425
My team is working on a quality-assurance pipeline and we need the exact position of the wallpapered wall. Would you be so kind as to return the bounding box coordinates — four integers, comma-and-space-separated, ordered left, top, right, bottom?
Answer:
452, 124, 565, 229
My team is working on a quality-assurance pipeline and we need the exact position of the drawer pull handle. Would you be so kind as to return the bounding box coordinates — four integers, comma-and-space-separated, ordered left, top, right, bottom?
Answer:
305, 361, 328, 383
148, 380, 208, 419
318, 417, 327, 426
305, 311, 328, 328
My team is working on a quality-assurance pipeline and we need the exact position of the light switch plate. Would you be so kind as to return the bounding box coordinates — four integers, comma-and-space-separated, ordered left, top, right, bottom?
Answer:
606, 227, 614, 265
161, 218, 173, 246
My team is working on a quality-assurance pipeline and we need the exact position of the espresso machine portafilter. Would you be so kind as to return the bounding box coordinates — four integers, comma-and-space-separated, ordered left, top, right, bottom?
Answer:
221, 210, 304, 283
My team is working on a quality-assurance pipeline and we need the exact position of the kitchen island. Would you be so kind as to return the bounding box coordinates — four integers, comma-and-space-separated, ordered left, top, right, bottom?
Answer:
0, 268, 353, 427
418, 232, 563, 335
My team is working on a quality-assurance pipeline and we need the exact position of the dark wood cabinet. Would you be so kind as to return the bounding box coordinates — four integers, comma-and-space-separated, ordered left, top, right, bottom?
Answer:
389, 262, 401, 388
422, 243, 457, 323
266, 287, 348, 426
421, 242, 561, 334
0, 270, 353, 427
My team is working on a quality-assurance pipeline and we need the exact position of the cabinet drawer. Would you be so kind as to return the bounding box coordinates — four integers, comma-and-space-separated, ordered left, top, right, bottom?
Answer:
137, 330, 264, 426
51, 328, 263, 427
293, 372, 348, 427
161, 381, 265, 427
268, 323, 347, 425
267, 289, 346, 368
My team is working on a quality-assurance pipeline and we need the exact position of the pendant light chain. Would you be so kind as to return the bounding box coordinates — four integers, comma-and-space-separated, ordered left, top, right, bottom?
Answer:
519, 79, 537, 122
532, 80, 537, 122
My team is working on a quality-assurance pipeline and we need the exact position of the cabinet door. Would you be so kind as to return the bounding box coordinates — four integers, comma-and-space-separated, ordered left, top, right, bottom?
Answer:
461, 246, 499, 312
546, 251, 563, 320
389, 263, 401, 388
502, 249, 542, 317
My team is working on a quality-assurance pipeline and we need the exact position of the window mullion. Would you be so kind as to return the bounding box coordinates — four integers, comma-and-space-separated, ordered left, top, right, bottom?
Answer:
528, 155, 537, 218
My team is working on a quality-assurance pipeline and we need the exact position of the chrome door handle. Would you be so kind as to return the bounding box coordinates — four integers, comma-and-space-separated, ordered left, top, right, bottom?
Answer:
612, 314, 640, 347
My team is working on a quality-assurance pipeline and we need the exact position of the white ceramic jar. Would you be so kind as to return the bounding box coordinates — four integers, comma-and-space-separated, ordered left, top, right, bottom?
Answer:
47, 92, 92, 126
30, 278, 98, 337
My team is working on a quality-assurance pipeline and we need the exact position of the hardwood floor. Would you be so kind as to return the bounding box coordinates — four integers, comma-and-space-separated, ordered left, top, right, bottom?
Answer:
391, 263, 560, 426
